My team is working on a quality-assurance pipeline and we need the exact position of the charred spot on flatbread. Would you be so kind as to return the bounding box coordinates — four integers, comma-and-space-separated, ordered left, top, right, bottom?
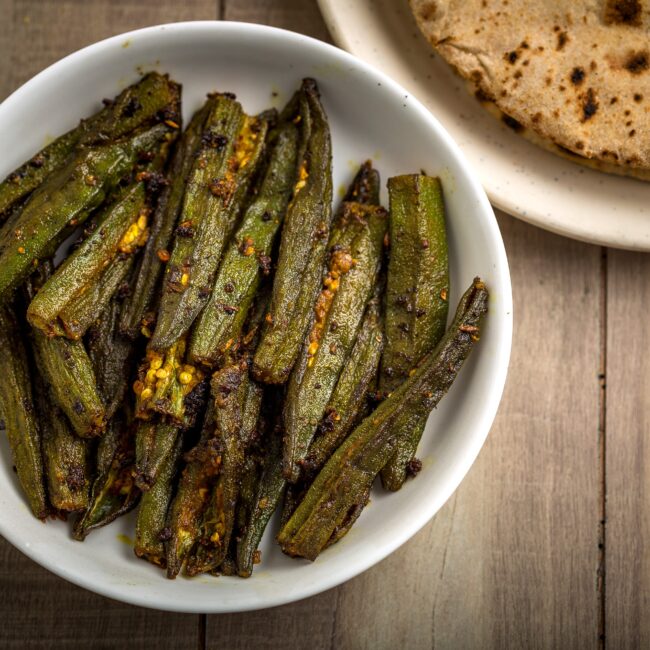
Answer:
624, 50, 649, 74
604, 0, 642, 26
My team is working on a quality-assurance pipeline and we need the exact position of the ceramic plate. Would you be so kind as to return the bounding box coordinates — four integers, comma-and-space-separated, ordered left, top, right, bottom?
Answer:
318, 0, 650, 250
0, 21, 511, 612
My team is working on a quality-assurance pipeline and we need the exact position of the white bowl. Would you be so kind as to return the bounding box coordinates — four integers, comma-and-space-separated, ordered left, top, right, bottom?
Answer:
0, 21, 512, 613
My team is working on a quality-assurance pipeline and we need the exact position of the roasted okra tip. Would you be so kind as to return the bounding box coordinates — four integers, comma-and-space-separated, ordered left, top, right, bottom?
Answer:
0, 72, 488, 578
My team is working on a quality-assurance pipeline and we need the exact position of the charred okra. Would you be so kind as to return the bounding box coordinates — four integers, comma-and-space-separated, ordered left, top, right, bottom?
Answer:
0, 123, 171, 301
33, 331, 106, 438
188, 117, 300, 368
302, 290, 384, 479
0, 306, 48, 519
278, 278, 488, 560
380, 174, 449, 490
27, 182, 150, 337
282, 169, 387, 482
252, 79, 334, 384
86, 295, 138, 421
185, 362, 263, 576
165, 404, 221, 578
0, 71, 180, 220
134, 434, 183, 566
73, 411, 140, 540
151, 97, 270, 349
121, 100, 215, 339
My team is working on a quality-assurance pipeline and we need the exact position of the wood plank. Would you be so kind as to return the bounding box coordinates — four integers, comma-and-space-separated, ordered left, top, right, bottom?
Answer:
0, 540, 199, 650
1, 0, 218, 100
223, 0, 331, 42
0, 1, 216, 647
605, 249, 650, 649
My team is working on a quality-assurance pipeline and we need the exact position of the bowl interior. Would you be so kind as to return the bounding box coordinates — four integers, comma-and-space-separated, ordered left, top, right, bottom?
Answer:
0, 22, 512, 613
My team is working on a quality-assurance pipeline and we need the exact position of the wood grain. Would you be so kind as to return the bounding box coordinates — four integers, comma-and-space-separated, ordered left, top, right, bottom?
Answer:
605, 250, 650, 649
0, 0, 630, 648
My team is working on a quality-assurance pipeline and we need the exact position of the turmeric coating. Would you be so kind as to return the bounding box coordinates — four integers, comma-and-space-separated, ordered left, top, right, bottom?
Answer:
306, 247, 356, 368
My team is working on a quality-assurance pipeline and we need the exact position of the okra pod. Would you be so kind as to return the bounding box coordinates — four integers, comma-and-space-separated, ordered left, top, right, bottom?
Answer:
380, 174, 449, 490
134, 418, 182, 491
0, 123, 171, 300
33, 330, 106, 438
40, 402, 90, 513
0, 306, 48, 519
252, 79, 334, 384
151, 98, 270, 349
134, 434, 183, 566
57, 253, 136, 340
282, 201, 387, 482
120, 100, 214, 338
86, 296, 137, 421
0, 71, 180, 219
278, 278, 488, 560
237, 415, 285, 577
380, 174, 449, 391
73, 411, 140, 540
302, 292, 384, 479
165, 403, 221, 578
27, 182, 149, 336
185, 361, 258, 576
188, 118, 300, 368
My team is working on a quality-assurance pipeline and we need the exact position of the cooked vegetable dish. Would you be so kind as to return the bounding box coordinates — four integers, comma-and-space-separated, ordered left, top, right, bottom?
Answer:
0, 73, 488, 577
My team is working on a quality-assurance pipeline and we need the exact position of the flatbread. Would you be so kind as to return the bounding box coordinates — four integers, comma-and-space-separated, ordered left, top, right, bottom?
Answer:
410, 0, 650, 176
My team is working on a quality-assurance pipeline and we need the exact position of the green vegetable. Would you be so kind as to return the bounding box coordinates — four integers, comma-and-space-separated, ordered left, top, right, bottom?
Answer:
120, 99, 214, 339
185, 362, 262, 576
73, 411, 140, 540
188, 118, 300, 368
151, 98, 270, 349
0, 124, 171, 301
86, 295, 137, 421
39, 390, 90, 513
0, 306, 48, 519
133, 418, 182, 491
165, 403, 221, 579
380, 174, 449, 390
32, 330, 106, 438
282, 199, 387, 482
380, 174, 449, 490
0, 71, 180, 219
134, 434, 183, 566
302, 289, 384, 479
236, 418, 285, 578
278, 278, 488, 560
252, 79, 334, 384
27, 182, 149, 337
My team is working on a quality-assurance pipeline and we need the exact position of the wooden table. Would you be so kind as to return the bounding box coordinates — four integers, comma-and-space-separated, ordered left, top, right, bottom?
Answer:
0, 1, 645, 648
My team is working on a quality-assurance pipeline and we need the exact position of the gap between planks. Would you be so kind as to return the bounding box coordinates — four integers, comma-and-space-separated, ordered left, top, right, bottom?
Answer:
598, 247, 608, 649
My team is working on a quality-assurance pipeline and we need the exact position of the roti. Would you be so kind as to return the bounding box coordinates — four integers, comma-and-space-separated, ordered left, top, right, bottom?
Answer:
410, 0, 650, 178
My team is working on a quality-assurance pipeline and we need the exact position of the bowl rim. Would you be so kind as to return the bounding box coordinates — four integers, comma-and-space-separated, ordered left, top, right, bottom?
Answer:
0, 20, 513, 612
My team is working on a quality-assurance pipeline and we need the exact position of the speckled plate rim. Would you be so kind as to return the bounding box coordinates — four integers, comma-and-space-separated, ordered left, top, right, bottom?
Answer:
318, 0, 650, 251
